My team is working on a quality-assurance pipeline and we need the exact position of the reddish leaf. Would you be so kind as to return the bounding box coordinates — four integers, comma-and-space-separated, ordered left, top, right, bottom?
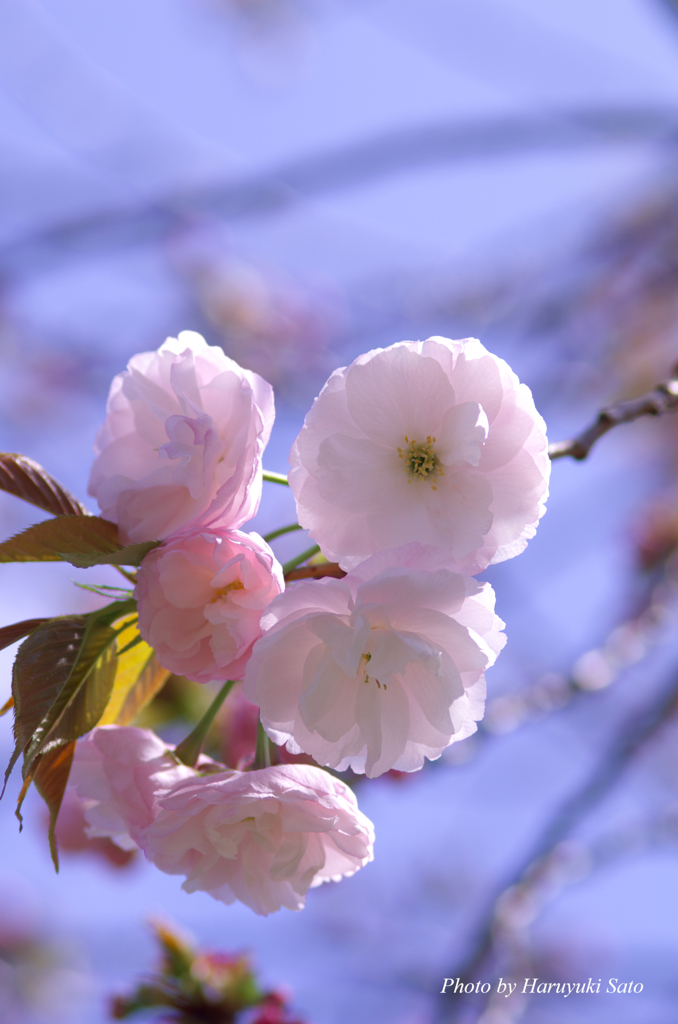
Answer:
0, 618, 49, 651
33, 741, 76, 871
11, 599, 136, 791
0, 453, 89, 517
19, 617, 119, 778
4, 617, 88, 791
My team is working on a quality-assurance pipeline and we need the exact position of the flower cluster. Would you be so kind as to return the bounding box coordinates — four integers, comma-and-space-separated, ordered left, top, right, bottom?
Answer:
88, 331, 284, 684
72, 726, 374, 916
2, 328, 548, 916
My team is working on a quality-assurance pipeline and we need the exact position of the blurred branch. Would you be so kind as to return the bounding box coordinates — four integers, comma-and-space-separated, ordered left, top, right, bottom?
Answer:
658, 0, 678, 24
548, 364, 678, 460
471, 495, 678, 743
438, 665, 678, 1021
5, 107, 678, 275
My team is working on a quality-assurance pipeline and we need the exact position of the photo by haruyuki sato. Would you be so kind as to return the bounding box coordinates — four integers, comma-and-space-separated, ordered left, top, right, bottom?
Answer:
3, 330, 549, 915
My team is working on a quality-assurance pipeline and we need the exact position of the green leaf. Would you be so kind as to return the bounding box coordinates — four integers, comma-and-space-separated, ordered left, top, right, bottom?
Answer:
7, 604, 165, 871
0, 516, 121, 563
19, 614, 124, 778
45, 639, 119, 746
0, 515, 161, 566
0, 618, 49, 651
0, 453, 89, 517
5, 600, 136, 793
63, 540, 161, 568
4, 616, 89, 793
33, 741, 76, 871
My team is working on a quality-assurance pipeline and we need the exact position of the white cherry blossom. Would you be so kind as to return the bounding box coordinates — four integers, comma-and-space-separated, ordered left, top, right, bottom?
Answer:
289, 337, 549, 573
243, 543, 506, 777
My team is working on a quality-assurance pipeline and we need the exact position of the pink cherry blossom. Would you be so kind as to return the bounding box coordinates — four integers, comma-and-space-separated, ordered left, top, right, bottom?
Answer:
135, 528, 284, 684
140, 763, 375, 915
289, 337, 549, 573
243, 543, 506, 777
70, 726, 375, 916
68, 725, 196, 850
88, 331, 275, 543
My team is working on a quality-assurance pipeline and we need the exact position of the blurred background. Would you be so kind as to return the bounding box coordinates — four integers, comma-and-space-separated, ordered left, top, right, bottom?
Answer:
2, 0, 678, 1020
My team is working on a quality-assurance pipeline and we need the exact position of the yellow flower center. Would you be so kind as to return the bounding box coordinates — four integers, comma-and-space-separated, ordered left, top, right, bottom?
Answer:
397, 436, 444, 490
211, 579, 245, 603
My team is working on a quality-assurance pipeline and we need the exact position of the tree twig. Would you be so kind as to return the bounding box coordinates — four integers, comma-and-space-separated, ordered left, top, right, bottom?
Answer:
548, 365, 678, 461
285, 561, 346, 582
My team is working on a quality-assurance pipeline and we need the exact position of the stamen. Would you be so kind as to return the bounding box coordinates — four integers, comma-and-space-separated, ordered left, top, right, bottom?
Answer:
211, 580, 245, 602
397, 435, 441, 485
356, 652, 386, 691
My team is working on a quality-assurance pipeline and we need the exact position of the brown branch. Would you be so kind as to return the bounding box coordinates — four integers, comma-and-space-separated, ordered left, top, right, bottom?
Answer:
548, 364, 678, 461
284, 562, 346, 582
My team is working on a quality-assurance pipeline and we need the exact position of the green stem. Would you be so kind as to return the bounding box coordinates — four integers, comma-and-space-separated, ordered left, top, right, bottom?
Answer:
282, 544, 320, 576
253, 719, 274, 770
262, 470, 289, 486
113, 564, 138, 584
174, 680, 236, 768
263, 523, 303, 543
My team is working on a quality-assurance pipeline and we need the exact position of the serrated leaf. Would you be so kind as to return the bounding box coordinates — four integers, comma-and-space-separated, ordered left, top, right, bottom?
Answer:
0, 453, 89, 517
5, 601, 134, 793
0, 618, 50, 651
47, 640, 119, 745
5, 601, 141, 865
33, 741, 76, 871
63, 539, 160, 568
0, 516, 121, 563
20, 617, 119, 779
4, 616, 88, 792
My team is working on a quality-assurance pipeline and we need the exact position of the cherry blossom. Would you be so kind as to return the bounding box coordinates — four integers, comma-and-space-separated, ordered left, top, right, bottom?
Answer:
68, 726, 197, 850
135, 527, 284, 683
243, 543, 505, 777
88, 331, 275, 543
70, 727, 374, 916
289, 336, 549, 573
140, 763, 375, 916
